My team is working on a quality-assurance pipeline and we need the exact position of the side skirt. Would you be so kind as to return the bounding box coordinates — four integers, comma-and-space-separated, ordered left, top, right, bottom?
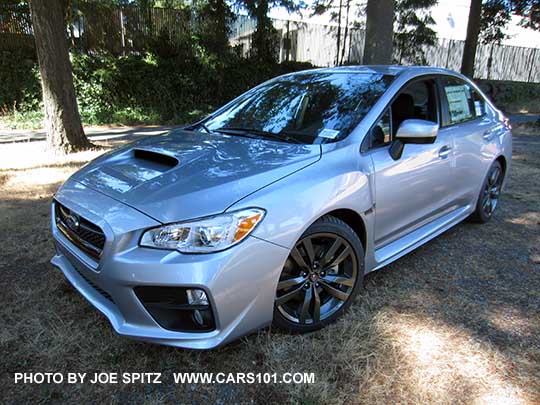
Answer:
370, 204, 473, 273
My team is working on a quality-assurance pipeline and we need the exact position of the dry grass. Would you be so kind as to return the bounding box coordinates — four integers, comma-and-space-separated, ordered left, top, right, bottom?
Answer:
0, 131, 539, 404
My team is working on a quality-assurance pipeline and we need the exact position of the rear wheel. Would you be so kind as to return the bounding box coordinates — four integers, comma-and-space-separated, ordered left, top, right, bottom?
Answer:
471, 160, 504, 223
273, 215, 364, 333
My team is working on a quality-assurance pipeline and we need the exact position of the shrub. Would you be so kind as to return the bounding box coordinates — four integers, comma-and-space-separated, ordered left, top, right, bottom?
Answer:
477, 80, 540, 113
1, 48, 316, 127
0, 49, 41, 112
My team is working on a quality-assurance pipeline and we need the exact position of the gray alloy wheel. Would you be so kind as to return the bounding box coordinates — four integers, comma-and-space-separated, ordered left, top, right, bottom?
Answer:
273, 215, 364, 332
471, 160, 504, 223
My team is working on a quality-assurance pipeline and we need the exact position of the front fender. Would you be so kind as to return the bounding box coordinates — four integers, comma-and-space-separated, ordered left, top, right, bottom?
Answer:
226, 143, 373, 250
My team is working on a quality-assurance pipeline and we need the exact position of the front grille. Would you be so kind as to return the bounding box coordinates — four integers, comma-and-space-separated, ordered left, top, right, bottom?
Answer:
55, 201, 105, 260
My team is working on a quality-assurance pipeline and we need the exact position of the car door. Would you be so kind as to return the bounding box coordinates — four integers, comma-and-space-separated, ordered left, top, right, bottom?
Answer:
437, 76, 497, 206
367, 78, 457, 248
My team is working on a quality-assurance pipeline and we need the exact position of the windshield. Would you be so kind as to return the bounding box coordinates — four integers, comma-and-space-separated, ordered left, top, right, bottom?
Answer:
202, 72, 394, 144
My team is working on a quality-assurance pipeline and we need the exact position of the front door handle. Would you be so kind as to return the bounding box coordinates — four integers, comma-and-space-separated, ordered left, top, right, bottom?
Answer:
438, 145, 452, 159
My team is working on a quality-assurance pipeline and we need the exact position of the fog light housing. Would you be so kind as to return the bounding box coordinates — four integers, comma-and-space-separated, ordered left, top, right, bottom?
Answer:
186, 289, 208, 306
134, 286, 215, 332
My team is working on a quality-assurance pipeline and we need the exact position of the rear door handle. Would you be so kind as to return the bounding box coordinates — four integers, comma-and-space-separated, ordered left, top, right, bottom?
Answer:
438, 145, 452, 159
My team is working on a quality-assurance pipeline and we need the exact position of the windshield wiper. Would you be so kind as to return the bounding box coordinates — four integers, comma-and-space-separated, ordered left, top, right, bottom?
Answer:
215, 127, 303, 144
184, 122, 211, 133
212, 127, 262, 140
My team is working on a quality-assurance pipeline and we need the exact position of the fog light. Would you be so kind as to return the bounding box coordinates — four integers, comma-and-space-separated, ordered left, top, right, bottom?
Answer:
186, 289, 208, 306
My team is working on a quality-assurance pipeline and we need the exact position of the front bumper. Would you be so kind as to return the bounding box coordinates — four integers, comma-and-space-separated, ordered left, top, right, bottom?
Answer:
51, 180, 289, 349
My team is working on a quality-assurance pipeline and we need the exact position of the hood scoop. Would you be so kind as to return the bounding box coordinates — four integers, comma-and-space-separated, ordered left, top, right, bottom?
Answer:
133, 148, 178, 169
78, 148, 179, 195
73, 129, 321, 222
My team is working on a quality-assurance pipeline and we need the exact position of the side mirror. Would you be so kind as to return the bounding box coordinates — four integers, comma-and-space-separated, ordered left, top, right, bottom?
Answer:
389, 119, 439, 160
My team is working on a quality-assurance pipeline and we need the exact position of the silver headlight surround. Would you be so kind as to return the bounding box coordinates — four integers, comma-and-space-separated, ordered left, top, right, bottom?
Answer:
140, 208, 266, 253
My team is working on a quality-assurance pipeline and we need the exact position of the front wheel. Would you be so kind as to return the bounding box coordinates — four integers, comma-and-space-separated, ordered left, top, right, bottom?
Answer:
273, 215, 364, 333
471, 160, 504, 223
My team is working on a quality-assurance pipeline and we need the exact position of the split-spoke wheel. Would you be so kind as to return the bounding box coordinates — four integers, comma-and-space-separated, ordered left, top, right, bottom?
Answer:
471, 160, 504, 223
273, 216, 364, 332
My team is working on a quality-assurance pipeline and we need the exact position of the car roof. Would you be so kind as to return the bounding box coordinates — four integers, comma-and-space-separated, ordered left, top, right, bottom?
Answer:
284, 65, 459, 78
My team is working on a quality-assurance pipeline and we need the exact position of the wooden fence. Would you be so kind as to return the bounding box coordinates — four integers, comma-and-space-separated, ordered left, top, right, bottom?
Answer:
234, 17, 540, 83
0, 1, 192, 53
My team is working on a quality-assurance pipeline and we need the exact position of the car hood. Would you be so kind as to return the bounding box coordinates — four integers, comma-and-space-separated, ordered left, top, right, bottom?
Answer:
70, 129, 321, 223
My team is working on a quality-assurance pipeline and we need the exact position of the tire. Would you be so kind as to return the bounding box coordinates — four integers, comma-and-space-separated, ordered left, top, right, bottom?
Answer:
470, 160, 504, 223
273, 215, 364, 333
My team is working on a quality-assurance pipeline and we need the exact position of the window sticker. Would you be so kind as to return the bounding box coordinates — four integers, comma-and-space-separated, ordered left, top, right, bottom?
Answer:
445, 85, 473, 122
318, 128, 340, 139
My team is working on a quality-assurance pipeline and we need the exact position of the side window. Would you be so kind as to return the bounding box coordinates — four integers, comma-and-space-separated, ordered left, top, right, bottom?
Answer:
368, 109, 392, 149
441, 77, 478, 125
391, 79, 439, 136
365, 78, 439, 151
472, 91, 486, 117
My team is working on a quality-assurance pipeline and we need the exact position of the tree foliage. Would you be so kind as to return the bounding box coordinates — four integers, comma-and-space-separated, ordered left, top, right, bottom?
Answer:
235, 0, 304, 63
394, 0, 438, 65
480, 0, 540, 43
480, 0, 511, 44
512, 0, 540, 30
311, 0, 364, 65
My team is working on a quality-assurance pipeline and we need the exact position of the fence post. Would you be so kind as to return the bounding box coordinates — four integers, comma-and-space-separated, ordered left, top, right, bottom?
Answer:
487, 43, 494, 80
286, 20, 290, 62
445, 39, 452, 69
527, 48, 538, 83
347, 29, 352, 64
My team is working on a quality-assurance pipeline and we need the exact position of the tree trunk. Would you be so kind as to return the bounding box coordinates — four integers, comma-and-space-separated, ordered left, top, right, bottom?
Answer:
340, 0, 351, 65
363, 0, 394, 65
335, 0, 343, 66
461, 0, 483, 78
253, 0, 275, 63
28, 0, 91, 154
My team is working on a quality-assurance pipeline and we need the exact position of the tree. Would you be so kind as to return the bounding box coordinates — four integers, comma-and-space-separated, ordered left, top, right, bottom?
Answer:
513, 0, 540, 30
236, 0, 303, 63
363, 0, 394, 65
480, 0, 511, 80
462, 0, 539, 78
480, 0, 511, 44
195, 0, 235, 57
394, 0, 438, 65
28, 0, 91, 153
312, 0, 363, 65
461, 0, 482, 78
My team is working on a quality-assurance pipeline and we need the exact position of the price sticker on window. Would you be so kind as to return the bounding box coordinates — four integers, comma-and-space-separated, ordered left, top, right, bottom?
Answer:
318, 129, 340, 139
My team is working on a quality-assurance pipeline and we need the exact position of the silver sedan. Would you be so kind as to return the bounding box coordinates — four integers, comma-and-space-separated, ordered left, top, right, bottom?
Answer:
51, 66, 512, 349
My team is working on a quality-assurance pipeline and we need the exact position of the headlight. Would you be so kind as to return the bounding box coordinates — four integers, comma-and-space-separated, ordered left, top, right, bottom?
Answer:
140, 208, 265, 253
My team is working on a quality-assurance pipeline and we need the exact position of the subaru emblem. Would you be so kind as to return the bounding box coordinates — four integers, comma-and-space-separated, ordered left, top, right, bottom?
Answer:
65, 214, 80, 232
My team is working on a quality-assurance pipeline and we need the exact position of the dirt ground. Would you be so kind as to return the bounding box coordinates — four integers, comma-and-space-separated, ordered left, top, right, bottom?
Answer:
0, 127, 539, 404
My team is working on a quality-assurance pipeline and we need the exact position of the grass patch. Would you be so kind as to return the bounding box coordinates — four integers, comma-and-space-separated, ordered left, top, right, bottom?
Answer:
1, 107, 208, 130
0, 109, 44, 130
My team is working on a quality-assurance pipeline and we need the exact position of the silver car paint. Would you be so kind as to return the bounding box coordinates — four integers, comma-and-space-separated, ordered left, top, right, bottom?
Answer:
70, 130, 321, 223
51, 66, 512, 349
